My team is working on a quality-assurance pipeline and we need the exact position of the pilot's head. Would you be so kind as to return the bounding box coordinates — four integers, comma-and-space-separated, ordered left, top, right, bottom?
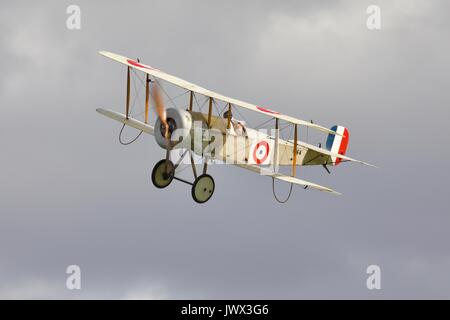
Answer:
223, 110, 232, 119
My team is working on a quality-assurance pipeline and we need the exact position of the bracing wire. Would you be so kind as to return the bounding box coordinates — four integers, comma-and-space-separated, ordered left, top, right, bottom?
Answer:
270, 121, 295, 203
118, 69, 144, 146
154, 79, 177, 108
272, 178, 294, 203
118, 70, 191, 147
212, 99, 222, 117
118, 123, 143, 145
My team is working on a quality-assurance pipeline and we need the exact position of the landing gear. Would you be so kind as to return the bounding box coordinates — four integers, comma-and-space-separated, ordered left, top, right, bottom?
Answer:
151, 159, 175, 188
191, 174, 215, 204
151, 151, 215, 203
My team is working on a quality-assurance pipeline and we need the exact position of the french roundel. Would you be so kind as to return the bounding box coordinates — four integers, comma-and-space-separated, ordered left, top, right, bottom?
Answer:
253, 141, 270, 164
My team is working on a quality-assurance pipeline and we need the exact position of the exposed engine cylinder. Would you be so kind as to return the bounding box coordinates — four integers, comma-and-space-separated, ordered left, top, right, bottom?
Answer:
154, 108, 192, 149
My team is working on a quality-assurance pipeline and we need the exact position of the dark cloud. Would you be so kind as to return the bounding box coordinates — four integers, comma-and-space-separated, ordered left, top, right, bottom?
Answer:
0, 0, 449, 298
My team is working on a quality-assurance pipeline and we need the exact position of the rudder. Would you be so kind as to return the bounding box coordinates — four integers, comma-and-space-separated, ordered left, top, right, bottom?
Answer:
325, 125, 349, 165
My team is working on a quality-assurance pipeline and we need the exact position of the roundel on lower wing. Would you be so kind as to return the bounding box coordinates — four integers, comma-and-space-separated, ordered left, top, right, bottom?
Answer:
253, 141, 270, 164
256, 106, 280, 115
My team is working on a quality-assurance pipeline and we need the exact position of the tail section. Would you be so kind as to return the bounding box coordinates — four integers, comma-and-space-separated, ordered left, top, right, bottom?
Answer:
326, 125, 349, 165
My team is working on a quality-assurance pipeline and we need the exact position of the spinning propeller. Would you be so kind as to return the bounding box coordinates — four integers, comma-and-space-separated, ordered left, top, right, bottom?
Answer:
152, 84, 169, 139
151, 83, 174, 177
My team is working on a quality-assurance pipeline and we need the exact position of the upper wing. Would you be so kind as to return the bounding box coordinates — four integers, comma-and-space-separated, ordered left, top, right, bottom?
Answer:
99, 51, 341, 136
236, 163, 341, 195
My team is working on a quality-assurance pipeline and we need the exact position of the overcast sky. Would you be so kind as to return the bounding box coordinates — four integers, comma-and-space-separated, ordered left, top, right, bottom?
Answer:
1, 0, 450, 299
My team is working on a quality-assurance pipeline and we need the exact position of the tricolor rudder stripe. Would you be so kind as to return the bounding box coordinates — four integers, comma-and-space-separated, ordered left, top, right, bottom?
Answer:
325, 125, 349, 165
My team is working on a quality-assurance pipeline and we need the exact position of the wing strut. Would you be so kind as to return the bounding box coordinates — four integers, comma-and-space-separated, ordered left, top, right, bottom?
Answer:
145, 74, 150, 123
203, 97, 214, 174
188, 91, 193, 112
292, 124, 298, 176
126, 66, 131, 119
273, 118, 280, 172
226, 103, 232, 130
223, 103, 232, 161
207, 97, 213, 127
271, 117, 293, 202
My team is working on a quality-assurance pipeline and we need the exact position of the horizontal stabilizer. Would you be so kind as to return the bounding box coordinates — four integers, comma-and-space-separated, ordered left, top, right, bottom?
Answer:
296, 140, 378, 168
96, 108, 155, 135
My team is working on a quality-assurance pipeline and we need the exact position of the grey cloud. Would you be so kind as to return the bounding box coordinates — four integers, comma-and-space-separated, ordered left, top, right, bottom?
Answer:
0, 0, 449, 299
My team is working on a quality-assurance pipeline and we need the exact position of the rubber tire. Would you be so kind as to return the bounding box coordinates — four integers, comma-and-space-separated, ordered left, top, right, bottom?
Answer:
151, 159, 175, 189
191, 174, 215, 204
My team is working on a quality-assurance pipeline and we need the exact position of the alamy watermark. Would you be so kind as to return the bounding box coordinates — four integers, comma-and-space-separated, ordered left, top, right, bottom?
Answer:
66, 5, 81, 30
366, 5, 381, 30
366, 265, 381, 290
66, 265, 81, 290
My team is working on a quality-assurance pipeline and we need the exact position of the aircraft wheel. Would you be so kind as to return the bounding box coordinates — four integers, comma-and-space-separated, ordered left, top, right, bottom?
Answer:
191, 174, 215, 204
151, 159, 175, 189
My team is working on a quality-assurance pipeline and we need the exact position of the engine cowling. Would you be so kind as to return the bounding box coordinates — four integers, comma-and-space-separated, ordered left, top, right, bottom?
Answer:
154, 108, 192, 149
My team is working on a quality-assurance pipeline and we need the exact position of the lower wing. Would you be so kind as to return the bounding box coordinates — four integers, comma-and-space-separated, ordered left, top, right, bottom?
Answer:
236, 163, 341, 195
97, 108, 340, 195
96, 108, 155, 135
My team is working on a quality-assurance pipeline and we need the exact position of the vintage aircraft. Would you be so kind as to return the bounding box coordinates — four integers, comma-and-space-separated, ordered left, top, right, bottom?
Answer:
97, 51, 375, 203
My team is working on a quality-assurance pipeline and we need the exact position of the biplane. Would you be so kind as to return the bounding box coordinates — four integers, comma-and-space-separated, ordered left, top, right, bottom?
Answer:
97, 51, 375, 203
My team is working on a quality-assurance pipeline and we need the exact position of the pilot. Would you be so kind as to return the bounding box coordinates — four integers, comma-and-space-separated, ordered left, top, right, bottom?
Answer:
223, 110, 246, 135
